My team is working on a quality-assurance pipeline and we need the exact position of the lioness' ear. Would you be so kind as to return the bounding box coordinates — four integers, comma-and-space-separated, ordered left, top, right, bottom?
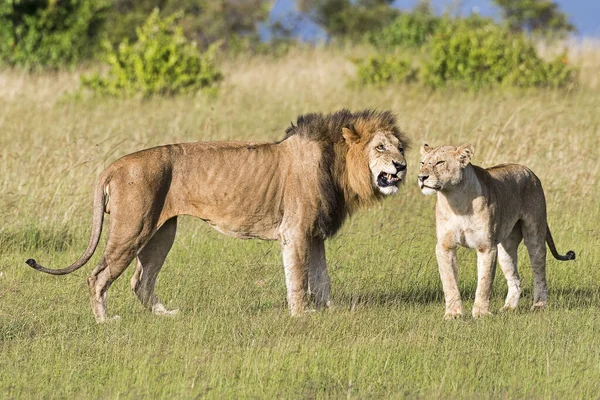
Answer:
342, 127, 360, 144
420, 143, 431, 156
456, 144, 474, 166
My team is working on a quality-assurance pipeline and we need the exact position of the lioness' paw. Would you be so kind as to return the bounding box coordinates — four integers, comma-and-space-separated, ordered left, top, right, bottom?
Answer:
472, 309, 493, 319
531, 301, 547, 311
499, 305, 517, 313
98, 315, 121, 324
444, 311, 464, 320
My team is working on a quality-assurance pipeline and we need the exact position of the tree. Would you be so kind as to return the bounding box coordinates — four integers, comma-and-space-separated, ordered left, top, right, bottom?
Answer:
493, 0, 576, 37
0, 0, 107, 69
103, 0, 273, 49
297, 0, 400, 40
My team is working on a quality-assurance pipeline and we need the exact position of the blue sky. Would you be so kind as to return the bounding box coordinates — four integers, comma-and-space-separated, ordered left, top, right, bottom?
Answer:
271, 0, 600, 38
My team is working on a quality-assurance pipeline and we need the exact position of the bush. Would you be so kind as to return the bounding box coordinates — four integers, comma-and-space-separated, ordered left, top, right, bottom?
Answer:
353, 56, 418, 86
368, 13, 495, 50
0, 0, 106, 70
422, 22, 576, 89
81, 9, 223, 97
367, 12, 440, 49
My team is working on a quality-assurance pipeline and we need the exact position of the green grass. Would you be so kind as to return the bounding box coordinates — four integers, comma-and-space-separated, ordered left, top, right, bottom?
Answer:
1, 48, 600, 398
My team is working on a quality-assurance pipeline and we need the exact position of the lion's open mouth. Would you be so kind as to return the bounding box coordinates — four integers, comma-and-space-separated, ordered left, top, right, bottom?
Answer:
377, 171, 401, 187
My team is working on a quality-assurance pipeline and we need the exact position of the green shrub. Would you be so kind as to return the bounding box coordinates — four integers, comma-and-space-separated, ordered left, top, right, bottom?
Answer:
81, 9, 223, 97
422, 22, 576, 89
367, 12, 440, 49
0, 0, 106, 70
368, 13, 494, 50
353, 55, 418, 86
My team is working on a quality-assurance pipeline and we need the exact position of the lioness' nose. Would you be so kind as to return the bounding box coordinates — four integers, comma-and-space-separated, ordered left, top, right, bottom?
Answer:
418, 174, 429, 182
393, 161, 406, 172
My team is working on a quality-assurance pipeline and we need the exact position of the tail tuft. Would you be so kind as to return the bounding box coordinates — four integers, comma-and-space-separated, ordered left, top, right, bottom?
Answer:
565, 250, 576, 260
26, 258, 38, 269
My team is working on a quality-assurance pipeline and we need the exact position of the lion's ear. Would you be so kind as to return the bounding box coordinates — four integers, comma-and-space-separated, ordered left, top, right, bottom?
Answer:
456, 144, 474, 166
342, 127, 360, 144
420, 143, 431, 156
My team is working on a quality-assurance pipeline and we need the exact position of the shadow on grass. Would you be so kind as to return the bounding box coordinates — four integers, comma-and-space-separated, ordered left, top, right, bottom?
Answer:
548, 287, 600, 309
336, 286, 445, 308
334, 286, 600, 310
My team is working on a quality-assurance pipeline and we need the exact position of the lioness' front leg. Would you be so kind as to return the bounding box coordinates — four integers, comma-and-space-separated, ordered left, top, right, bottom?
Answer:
472, 246, 498, 318
436, 242, 463, 319
280, 231, 309, 316
308, 236, 331, 310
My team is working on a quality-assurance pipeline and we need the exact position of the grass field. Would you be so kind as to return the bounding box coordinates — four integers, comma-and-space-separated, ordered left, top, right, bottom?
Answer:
1, 47, 600, 398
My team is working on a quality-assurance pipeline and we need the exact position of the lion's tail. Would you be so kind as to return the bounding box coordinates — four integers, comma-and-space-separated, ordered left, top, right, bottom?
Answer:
546, 225, 576, 261
25, 177, 108, 275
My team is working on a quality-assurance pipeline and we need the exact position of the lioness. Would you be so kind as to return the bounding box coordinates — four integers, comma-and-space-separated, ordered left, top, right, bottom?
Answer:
418, 144, 575, 319
26, 109, 409, 322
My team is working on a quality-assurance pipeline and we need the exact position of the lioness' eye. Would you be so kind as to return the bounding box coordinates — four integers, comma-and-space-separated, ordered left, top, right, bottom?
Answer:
376, 144, 385, 152
435, 160, 445, 166
420, 161, 424, 165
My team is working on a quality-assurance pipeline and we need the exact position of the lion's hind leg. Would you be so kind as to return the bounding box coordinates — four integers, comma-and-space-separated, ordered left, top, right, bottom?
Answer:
498, 223, 523, 312
88, 246, 137, 323
522, 217, 549, 311
131, 217, 178, 316
88, 213, 156, 323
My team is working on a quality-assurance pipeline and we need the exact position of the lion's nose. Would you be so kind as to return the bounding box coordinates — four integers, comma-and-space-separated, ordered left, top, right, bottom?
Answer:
418, 174, 429, 182
393, 161, 406, 172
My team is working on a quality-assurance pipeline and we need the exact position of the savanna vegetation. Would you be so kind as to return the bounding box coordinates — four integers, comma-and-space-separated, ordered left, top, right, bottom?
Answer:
1, 0, 599, 398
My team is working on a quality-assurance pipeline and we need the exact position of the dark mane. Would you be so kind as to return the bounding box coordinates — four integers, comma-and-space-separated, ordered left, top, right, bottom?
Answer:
284, 109, 408, 239
285, 109, 407, 144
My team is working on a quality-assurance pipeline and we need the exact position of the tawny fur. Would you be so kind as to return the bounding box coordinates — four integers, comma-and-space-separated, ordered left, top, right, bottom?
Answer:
418, 144, 575, 319
26, 109, 409, 323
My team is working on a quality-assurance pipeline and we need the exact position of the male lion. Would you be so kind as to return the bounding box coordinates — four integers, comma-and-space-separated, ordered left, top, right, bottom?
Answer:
418, 143, 575, 319
26, 109, 409, 322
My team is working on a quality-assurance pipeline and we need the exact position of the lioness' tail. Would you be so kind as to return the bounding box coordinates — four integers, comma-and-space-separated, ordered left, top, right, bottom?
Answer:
25, 179, 108, 275
546, 225, 576, 261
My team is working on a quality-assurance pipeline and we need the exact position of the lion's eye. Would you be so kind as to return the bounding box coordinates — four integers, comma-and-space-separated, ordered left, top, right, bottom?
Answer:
435, 160, 445, 166
376, 144, 385, 152
420, 161, 424, 165
398, 147, 404, 154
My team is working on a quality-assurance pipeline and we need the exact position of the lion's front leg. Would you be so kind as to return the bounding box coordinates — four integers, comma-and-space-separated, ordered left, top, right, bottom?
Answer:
280, 232, 309, 316
472, 246, 498, 318
308, 236, 331, 310
436, 242, 463, 319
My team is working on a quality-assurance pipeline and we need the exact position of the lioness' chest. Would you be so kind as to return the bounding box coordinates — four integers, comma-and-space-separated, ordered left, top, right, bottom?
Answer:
436, 204, 493, 250
447, 214, 490, 249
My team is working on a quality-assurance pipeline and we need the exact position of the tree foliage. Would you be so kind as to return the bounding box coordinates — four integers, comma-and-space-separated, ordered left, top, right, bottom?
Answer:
493, 0, 576, 37
102, 0, 272, 50
297, 0, 400, 40
0, 0, 107, 69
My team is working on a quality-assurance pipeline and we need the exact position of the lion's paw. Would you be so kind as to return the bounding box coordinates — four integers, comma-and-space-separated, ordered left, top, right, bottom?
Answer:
531, 301, 547, 311
153, 303, 179, 317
